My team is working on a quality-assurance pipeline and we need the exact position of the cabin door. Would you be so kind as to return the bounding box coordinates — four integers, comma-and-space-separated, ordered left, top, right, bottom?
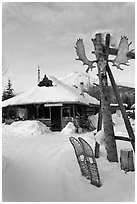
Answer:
51, 107, 61, 131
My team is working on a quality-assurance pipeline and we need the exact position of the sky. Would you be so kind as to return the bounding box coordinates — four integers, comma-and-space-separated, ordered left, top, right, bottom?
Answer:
2, 1, 135, 92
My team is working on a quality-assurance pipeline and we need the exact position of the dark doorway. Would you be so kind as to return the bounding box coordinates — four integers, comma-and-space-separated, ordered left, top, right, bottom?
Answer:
51, 107, 61, 131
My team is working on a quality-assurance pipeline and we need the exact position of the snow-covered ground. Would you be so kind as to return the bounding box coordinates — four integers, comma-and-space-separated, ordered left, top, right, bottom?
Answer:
2, 114, 135, 202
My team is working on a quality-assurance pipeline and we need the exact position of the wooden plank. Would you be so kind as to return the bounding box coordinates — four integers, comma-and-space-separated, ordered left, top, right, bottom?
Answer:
115, 136, 134, 142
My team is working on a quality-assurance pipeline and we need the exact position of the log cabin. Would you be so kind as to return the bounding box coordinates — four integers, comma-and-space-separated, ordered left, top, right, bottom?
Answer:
2, 76, 100, 131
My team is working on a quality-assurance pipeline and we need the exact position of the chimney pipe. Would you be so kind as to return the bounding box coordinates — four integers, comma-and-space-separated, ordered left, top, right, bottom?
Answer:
80, 82, 84, 96
38, 66, 40, 84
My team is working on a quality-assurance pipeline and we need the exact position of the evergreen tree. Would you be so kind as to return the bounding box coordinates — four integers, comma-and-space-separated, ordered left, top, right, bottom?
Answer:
2, 78, 15, 101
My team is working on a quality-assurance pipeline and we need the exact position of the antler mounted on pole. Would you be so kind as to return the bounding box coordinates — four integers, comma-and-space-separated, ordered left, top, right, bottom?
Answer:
75, 38, 97, 72
108, 36, 134, 70
75, 34, 135, 72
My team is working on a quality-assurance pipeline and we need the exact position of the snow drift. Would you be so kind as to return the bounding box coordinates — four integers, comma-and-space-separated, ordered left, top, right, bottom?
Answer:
61, 122, 76, 135
2, 114, 135, 202
94, 130, 106, 147
2, 120, 51, 136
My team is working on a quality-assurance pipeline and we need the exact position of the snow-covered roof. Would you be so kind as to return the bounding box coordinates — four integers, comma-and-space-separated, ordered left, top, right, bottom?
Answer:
2, 76, 100, 107
110, 103, 128, 107
83, 92, 99, 106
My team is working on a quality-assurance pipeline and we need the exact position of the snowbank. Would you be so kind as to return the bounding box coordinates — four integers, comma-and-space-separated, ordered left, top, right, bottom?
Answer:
112, 113, 135, 135
61, 122, 76, 135
94, 130, 106, 147
2, 120, 51, 136
2, 113, 135, 202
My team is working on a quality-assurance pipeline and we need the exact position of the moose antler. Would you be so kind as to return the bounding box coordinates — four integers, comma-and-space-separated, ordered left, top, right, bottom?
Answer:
109, 36, 133, 70
75, 38, 97, 72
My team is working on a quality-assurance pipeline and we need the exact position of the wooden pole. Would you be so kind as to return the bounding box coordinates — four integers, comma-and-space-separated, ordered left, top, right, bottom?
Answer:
34, 104, 40, 119
95, 102, 102, 158
92, 33, 118, 162
106, 64, 135, 151
36, 106, 39, 119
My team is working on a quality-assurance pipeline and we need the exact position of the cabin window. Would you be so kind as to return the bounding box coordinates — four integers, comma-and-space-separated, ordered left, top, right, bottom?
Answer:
28, 105, 36, 120
39, 106, 50, 119
2, 107, 7, 122
8, 106, 16, 119
75, 106, 84, 116
39, 108, 44, 119
62, 107, 70, 117
17, 107, 27, 119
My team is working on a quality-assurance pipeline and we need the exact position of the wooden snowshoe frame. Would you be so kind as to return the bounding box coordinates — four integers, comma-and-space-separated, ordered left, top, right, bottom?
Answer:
78, 137, 102, 187
69, 137, 90, 179
69, 137, 102, 187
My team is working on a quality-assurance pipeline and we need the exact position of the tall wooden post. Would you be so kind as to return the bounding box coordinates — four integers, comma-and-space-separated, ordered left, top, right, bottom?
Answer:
92, 33, 118, 162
